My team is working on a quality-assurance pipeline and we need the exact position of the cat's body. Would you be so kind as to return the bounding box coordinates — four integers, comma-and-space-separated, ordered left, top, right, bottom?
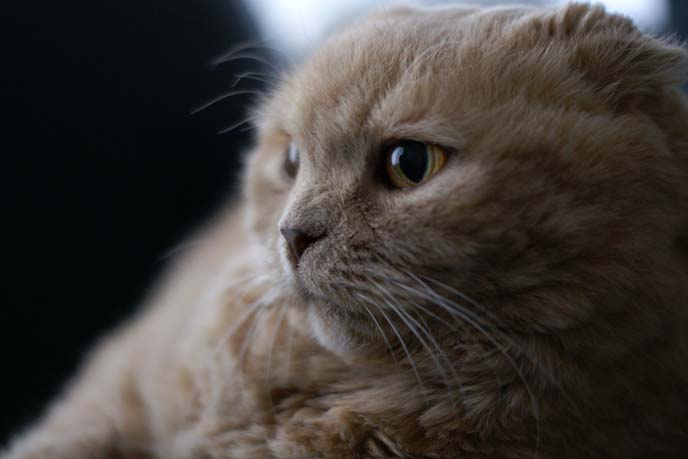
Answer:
5, 3, 688, 458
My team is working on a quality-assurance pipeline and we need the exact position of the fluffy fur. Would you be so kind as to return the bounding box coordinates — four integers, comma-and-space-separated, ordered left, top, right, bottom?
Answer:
5, 3, 688, 458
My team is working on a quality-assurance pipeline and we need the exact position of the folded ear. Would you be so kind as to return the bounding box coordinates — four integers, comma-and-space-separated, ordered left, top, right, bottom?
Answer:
527, 3, 688, 109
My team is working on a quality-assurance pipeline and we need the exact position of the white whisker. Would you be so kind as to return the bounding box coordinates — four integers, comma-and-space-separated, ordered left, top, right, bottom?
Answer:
283, 302, 295, 377
217, 115, 259, 135
190, 89, 265, 116
265, 302, 289, 413
209, 275, 272, 360
212, 52, 282, 75
371, 279, 455, 393
210, 40, 272, 66
354, 292, 398, 364
232, 71, 278, 89
370, 284, 427, 400
403, 271, 542, 458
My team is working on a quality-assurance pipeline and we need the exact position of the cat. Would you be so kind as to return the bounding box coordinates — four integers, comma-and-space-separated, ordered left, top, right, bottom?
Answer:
4, 2, 688, 458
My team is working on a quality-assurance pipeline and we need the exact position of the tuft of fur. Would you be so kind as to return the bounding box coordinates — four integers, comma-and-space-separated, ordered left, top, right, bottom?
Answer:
5, 3, 688, 458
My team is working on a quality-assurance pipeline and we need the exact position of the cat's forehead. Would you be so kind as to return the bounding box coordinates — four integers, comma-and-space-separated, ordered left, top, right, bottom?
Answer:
267, 6, 538, 150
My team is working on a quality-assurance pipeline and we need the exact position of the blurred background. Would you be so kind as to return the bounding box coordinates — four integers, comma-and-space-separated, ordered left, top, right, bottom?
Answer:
1, 0, 685, 445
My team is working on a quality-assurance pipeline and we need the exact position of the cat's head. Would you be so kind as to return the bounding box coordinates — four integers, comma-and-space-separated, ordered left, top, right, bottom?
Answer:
243, 3, 688, 357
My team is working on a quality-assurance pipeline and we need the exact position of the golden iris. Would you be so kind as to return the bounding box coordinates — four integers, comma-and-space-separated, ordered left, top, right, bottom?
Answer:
385, 140, 447, 189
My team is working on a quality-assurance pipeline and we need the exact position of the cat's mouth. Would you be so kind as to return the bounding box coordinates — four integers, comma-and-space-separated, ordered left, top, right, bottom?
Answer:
279, 237, 325, 295
279, 237, 362, 311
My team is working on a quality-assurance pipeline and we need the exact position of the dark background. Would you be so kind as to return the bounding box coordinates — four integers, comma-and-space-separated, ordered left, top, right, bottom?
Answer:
1, 0, 687, 447
0, 0, 270, 444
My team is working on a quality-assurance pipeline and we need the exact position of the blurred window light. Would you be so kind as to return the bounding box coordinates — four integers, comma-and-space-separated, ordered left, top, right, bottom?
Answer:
244, 0, 371, 56
598, 0, 669, 30
245, 0, 670, 56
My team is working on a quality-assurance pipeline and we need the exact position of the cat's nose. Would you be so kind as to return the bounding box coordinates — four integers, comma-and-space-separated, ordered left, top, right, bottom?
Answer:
280, 227, 323, 264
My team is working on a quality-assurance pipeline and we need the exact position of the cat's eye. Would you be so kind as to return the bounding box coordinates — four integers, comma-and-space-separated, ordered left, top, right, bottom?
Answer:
284, 142, 300, 178
384, 140, 447, 189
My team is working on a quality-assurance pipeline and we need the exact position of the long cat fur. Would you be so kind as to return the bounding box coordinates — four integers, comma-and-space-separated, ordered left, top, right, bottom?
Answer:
4, 3, 688, 458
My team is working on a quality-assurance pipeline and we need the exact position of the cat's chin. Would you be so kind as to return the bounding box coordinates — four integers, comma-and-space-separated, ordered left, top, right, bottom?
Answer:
278, 250, 388, 356
307, 302, 382, 357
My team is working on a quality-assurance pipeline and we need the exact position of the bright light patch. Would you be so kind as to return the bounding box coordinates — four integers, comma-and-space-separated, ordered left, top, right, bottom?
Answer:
244, 0, 371, 55
573, 0, 669, 31
245, 0, 671, 56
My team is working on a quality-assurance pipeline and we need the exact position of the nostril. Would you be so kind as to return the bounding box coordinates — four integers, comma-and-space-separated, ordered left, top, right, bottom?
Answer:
280, 227, 323, 263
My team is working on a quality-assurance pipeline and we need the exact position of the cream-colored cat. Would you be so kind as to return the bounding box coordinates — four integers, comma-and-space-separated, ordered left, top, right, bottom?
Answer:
5, 3, 688, 458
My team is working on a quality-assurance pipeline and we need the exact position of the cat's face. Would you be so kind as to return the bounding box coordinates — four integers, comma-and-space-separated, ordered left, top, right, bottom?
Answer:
244, 5, 687, 355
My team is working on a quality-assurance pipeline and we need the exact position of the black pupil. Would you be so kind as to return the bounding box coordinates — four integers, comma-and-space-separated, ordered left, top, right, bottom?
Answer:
396, 141, 428, 183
